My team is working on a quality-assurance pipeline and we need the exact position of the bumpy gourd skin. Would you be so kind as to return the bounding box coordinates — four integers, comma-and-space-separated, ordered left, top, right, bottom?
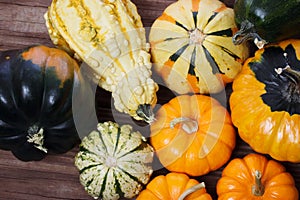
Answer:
44, 0, 158, 123
0, 46, 81, 161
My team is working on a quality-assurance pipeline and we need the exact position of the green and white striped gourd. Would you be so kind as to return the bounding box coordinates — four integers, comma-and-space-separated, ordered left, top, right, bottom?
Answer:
75, 121, 154, 200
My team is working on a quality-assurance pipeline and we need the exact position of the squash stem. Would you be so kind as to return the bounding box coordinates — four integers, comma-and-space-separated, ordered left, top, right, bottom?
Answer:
178, 182, 206, 200
27, 125, 48, 153
232, 20, 267, 49
170, 117, 198, 134
284, 66, 300, 86
275, 65, 300, 102
189, 28, 206, 45
136, 104, 155, 124
252, 170, 265, 196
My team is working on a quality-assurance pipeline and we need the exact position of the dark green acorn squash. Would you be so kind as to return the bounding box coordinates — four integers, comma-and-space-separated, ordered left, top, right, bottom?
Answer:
0, 45, 81, 161
233, 0, 300, 48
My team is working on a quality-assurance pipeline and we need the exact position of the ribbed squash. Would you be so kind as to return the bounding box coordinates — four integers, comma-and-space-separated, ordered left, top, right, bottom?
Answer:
150, 94, 236, 176
0, 45, 81, 161
136, 172, 212, 200
217, 153, 299, 200
149, 0, 249, 94
230, 39, 300, 162
74, 121, 154, 200
44, 0, 158, 123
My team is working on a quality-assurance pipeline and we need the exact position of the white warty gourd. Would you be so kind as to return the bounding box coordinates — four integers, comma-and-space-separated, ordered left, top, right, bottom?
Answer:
44, 0, 159, 123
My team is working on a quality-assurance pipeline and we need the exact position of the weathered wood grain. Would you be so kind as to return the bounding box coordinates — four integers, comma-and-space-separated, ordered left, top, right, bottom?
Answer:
0, 2, 52, 50
0, 147, 92, 200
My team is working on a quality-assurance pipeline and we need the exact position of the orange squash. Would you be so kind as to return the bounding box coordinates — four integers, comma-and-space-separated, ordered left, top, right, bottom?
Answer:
230, 39, 300, 162
136, 172, 212, 200
217, 153, 299, 200
150, 94, 236, 176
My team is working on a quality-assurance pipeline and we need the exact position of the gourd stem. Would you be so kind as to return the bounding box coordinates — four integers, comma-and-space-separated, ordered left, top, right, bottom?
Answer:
189, 28, 206, 45
178, 182, 206, 200
232, 20, 267, 49
170, 117, 198, 134
275, 65, 300, 102
27, 125, 47, 153
284, 66, 300, 85
136, 104, 155, 124
252, 170, 265, 196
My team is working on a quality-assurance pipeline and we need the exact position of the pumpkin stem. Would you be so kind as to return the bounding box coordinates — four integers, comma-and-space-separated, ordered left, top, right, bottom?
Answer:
27, 125, 48, 153
178, 182, 206, 200
105, 156, 118, 168
252, 170, 265, 196
275, 64, 300, 103
170, 117, 198, 134
232, 20, 267, 49
189, 28, 206, 45
136, 104, 155, 124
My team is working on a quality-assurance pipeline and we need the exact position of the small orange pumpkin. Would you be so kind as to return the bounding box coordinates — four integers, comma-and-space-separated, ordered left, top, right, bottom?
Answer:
150, 94, 236, 176
136, 172, 212, 200
217, 153, 299, 200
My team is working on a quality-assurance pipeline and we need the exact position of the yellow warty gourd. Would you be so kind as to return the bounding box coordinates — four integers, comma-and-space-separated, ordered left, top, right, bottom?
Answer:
44, 0, 158, 122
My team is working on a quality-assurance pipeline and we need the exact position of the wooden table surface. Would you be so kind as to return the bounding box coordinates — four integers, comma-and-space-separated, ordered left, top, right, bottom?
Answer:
0, 0, 299, 199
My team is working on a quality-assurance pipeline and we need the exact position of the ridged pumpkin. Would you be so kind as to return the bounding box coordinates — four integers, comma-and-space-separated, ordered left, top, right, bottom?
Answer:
230, 39, 300, 162
44, 0, 158, 123
150, 94, 236, 176
149, 0, 249, 94
136, 172, 212, 200
217, 153, 299, 200
0, 45, 81, 161
74, 121, 154, 200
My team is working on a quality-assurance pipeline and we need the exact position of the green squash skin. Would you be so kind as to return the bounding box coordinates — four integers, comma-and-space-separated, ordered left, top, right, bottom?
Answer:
0, 46, 81, 161
233, 0, 300, 45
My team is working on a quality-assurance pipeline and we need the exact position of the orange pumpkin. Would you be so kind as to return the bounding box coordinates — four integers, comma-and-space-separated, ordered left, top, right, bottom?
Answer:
217, 153, 299, 200
136, 172, 212, 200
150, 94, 236, 176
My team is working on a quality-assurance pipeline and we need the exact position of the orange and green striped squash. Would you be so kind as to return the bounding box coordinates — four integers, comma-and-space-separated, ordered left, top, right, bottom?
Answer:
149, 0, 249, 94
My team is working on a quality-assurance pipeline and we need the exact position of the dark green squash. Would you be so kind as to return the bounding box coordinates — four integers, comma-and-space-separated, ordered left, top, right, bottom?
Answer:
233, 0, 300, 48
0, 45, 82, 161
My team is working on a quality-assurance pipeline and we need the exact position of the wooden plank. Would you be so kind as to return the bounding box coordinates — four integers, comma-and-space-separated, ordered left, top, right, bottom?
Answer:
0, 3, 48, 23
0, 0, 51, 7
0, 2, 51, 50
0, 148, 92, 200
131, 0, 175, 26
0, 33, 53, 50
